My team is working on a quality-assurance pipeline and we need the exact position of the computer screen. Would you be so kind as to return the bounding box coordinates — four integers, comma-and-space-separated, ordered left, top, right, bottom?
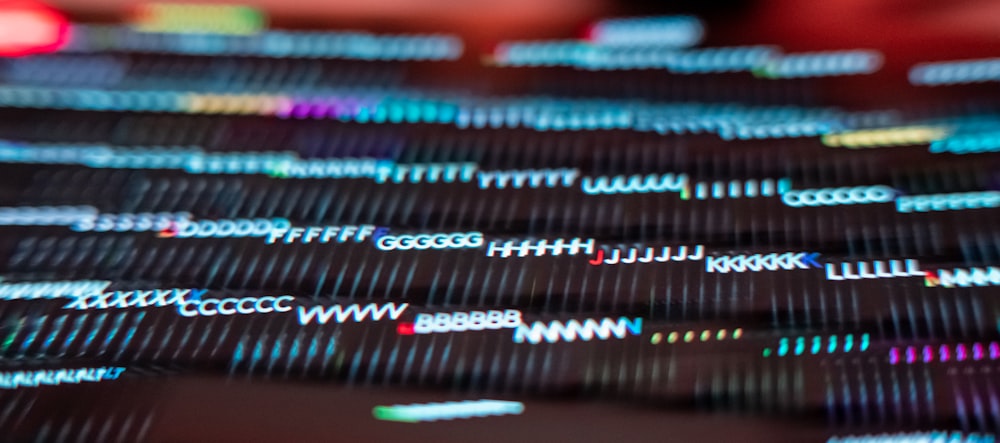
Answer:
1, 1, 1000, 441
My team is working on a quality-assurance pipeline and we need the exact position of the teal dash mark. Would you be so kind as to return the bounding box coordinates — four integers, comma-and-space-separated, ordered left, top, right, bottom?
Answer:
777, 338, 789, 357
1, 329, 16, 353
1, 319, 24, 353
372, 406, 419, 423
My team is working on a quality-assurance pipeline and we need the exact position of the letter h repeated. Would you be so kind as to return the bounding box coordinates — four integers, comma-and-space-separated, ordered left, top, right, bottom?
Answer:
487, 238, 595, 258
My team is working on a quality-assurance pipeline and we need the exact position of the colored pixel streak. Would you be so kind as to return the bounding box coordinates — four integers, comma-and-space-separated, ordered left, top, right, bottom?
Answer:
129, 3, 265, 35
372, 400, 525, 423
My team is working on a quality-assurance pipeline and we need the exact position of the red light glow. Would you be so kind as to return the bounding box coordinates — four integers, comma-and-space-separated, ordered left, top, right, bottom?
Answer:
0, 1, 69, 57
156, 222, 178, 238
396, 322, 415, 335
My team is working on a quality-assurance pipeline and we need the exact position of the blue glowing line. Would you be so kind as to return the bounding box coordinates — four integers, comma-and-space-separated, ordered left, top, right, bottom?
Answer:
100, 313, 128, 353
59, 315, 86, 356
269, 338, 283, 371
322, 334, 338, 373
250, 340, 264, 372
17, 317, 45, 356
117, 312, 145, 360
0, 89, 891, 141
288, 338, 301, 363
40, 315, 67, 355
232, 341, 245, 367
304, 335, 319, 369
82, 312, 108, 352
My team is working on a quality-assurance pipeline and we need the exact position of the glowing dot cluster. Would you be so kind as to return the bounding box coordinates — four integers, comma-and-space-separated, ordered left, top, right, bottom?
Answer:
764, 333, 870, 357
652, 328, 743, 345
129, 3, 265, 35
889, 342, 1000, 365
910, 58, 1000, 86
822, 126, 951, 148
930, 131, 1000, 154
586, 15, 704, 47
63, 24, 463, 61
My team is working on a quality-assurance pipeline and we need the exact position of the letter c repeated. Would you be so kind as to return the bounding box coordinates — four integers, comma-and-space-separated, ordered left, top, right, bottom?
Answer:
237, 298, 256, 314
218, 299, 236, 315
176, 296, 295, 317
255, 296, 276, 313
199, 299, 219, 316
